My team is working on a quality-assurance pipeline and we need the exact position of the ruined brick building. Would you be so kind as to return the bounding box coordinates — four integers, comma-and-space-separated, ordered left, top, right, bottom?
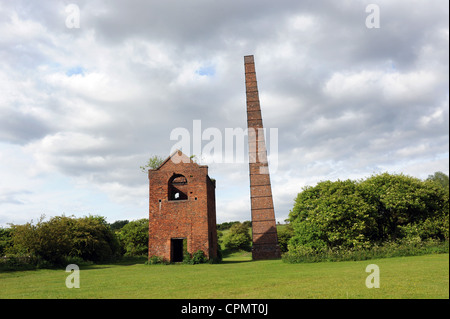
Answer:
148, 151, 218, 262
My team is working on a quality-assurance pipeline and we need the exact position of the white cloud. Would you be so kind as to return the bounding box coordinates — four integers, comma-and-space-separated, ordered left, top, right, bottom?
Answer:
382, 70, 441, 103
323, 68, 442, 104
324, 70, 381, 100
288, 14, 316, 31
419, 102, 447, 128
123, 38, 174, 70
0, 12, 47, 43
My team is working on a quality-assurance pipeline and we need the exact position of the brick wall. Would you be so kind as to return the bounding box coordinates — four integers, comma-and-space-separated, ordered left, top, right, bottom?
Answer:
245, 55, 281, 260
148, 151, 217, 262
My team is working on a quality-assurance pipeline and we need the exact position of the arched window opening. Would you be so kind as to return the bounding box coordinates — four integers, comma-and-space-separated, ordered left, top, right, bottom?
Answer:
168, 174, 188, 201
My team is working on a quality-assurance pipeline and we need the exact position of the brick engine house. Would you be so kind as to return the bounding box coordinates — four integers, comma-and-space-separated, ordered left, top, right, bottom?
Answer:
148, 150, 218, 262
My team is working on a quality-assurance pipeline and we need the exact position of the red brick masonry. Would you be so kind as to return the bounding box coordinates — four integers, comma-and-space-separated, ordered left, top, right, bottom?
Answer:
148, 151, 218, 262
245, 55, 281, 260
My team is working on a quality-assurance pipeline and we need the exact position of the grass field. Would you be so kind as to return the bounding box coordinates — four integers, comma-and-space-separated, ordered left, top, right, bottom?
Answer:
0, 253, 448, 299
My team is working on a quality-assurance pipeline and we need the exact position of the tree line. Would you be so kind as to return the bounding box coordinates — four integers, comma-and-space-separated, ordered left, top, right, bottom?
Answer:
284, 172, 449, 262
0, 214, 254, 269
0, 216, 150, 269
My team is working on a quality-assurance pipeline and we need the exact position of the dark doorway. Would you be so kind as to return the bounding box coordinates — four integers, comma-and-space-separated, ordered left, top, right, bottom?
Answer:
171, 238, 186, 262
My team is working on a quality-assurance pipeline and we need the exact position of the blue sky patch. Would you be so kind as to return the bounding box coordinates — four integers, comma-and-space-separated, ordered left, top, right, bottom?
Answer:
66, 66, 85, 76
195, 65, 215, 76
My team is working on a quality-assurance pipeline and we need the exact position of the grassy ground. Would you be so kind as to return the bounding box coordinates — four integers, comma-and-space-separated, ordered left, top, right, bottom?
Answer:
0, 253, 448, 299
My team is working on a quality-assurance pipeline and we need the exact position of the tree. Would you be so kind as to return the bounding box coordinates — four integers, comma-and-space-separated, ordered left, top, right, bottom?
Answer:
427, 172, 449, 189
0, 227, 12, 256
9, 216, 73, 265
140, 155, 165, 172
70, 215, 121, 262
289, 180, 376, 251
118, 219, 149, 256
109, 220, 129, 231
359, 173, 448, 241
223, 222, 252, 251
8, 215, 121, 265
217, 221, 241, 231
277, 225, 294, 253
288, 173, 449, 254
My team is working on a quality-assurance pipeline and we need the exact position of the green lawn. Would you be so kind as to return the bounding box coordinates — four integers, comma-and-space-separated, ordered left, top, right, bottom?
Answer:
0, 253, 448, 299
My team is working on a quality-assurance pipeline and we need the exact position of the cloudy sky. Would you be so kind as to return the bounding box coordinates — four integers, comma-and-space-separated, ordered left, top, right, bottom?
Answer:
0, 0, 448, 226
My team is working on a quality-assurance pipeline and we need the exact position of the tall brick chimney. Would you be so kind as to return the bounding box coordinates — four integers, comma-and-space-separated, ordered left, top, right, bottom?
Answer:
244, 55, 281, 260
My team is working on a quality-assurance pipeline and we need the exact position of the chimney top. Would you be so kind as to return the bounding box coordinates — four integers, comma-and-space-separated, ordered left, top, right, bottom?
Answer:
244, 55, 254, 64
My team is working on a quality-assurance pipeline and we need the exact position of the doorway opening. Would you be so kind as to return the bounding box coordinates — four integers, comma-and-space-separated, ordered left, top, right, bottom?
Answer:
171, 238, 187, 262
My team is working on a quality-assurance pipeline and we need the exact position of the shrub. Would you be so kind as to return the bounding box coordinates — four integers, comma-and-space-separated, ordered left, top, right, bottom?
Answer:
70, 216, 121, 263
0, 227, 12, 256
191, 250, 208, 264
223, 222, 252, 251
0, 254, 38, 271
359, 173, 449, 242
182, 251, 194, 264
63, 255, 93, 267
287, 173, 449, 260
289, 179, 377, 251
8, 216, 72, 265
8, 215, 121, 266
118, 219, 149, 256
145, 255, 169, 265
277, 225, 294, 253
282, 239, 449, 263
217, 221, 241, 231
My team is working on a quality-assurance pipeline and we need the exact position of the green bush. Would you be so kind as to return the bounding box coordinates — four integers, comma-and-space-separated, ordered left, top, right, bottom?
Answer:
180, 250, 209, 265
0, 228, 12, 256
7, 215, 121, 266
146, 250, 210, 265
183, 251, 194, 264
0, 254, 38, 271
63, 255, 93, 267
223, 222, 252, 251
192, 250, 208, 264
359, 173, 448, 242
118, 219, 149, 256
282, 239, 449, 263
217, 221, 241, 231
145, 255, 169, 265
277, 225, 294, 253
70, 216, 121, 262
286, 172, 449, 263
289, 179, 376, 250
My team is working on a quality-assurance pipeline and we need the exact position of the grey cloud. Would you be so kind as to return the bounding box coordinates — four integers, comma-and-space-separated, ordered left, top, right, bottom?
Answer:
0, 109, 51, 145
0, 190, 32, 206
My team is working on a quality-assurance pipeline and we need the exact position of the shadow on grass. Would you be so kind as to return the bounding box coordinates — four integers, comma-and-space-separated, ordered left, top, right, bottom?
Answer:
1, 254, 258, 272
219, 249, 253, 264
74, 256, 149, 270
220, 259, 253, 264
